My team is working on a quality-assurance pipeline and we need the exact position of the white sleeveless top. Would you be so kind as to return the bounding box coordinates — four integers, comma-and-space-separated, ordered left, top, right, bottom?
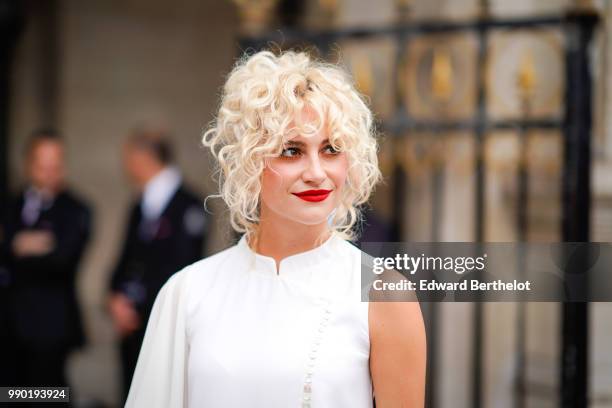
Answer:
125, 233, 373, 408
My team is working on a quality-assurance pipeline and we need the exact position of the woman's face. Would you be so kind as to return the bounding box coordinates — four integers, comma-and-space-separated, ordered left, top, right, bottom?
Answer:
260, 121, 348, 228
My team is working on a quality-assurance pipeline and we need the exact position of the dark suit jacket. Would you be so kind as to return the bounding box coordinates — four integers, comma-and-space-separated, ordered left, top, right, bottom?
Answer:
1, 188, 92, 352
109, 184, 207, 323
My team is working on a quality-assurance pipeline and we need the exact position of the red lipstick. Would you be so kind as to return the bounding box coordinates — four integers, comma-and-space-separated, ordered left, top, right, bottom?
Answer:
292, 189, 332, 202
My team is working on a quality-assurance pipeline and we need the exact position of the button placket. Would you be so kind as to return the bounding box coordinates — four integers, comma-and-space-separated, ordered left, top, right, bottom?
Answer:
302, 298, 333, 408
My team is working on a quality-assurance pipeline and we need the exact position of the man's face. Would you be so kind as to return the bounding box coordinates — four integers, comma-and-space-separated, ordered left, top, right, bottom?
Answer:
122, 144, 157, 190
27, 140, 66, 194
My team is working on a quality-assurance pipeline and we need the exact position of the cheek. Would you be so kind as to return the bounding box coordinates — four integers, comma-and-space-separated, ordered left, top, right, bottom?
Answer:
30, 166, 41, 180
48, 162, 63, 176
36, 163, 49, 178
330, 156, 349, 187
262, 160, 301, 191
261, 163, 288, 202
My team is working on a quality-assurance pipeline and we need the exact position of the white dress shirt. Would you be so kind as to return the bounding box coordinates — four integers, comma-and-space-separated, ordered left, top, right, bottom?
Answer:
140, 166, 182, 220
21, 187, 55, 226
125, 233, 374, 408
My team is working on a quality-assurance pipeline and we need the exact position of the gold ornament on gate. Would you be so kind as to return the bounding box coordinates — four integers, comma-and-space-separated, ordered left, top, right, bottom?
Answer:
353, 53, 373, 97
231, 0, 279, 35
431, 48, 454, 104
517, 50, 536, 104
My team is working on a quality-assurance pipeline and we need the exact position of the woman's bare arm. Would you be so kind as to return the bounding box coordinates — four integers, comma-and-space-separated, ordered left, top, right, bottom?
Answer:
369, 298, 427, 407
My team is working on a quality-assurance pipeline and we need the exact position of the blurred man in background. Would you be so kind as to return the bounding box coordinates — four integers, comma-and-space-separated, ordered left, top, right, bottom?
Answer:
0, 129, 92, 391
107, 127, 207, 403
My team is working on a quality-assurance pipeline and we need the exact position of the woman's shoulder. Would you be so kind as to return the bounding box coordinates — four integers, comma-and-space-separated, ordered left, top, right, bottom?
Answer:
181, 241, 242, 281
159, 242, 241, 294
161, 242, 243, 317
334, 239, 417, 303
333, 237, 379, 273
192, 241, 240, 267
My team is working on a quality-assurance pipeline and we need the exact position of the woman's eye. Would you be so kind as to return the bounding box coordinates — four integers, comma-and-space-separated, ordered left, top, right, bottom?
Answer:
324, 144, 340, 154
280, 147, 300, 158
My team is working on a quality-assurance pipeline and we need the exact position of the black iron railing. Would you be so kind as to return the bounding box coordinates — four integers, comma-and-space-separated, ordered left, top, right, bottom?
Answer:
238, 9, 597, 408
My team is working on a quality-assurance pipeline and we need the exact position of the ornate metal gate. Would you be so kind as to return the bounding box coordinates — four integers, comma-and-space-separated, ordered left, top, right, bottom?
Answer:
235, 2, 600, 407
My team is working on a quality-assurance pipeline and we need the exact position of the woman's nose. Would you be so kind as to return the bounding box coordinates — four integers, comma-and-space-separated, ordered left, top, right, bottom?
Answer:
302, 154, 326, 184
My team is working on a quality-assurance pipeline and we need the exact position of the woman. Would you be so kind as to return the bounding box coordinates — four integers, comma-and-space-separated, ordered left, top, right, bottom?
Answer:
125, 50, 426, 407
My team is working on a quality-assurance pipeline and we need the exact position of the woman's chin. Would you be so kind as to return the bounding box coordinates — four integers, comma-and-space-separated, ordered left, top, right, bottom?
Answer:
288, 215, 331, 227
263, 203, 335, 227
293, 208, 335, 225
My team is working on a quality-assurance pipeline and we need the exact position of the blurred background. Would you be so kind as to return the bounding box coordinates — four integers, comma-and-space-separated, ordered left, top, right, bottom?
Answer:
1, 0, 611, 407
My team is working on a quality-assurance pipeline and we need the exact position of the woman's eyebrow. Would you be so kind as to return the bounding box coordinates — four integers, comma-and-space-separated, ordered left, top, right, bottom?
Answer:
285, 138, 330, 147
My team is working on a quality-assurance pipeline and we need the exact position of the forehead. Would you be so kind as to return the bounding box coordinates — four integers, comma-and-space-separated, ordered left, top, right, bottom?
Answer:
284, 136, 330, 147
30, 140, 63, 157
285, 105, 326, 139
124, 141, 150, 156
296, 104, 319, 122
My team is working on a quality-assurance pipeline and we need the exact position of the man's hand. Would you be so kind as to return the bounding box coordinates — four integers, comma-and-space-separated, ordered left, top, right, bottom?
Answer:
108, 293, 142, 337
12, 230, 56, 257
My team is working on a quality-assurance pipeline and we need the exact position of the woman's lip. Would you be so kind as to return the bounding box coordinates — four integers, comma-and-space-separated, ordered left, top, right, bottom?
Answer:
295, 193, 329, 202
292, 190, 332, 202
292, 189, 333, 197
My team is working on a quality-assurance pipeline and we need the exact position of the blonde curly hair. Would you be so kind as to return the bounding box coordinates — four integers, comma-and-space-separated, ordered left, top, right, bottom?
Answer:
202, 49, 382, 246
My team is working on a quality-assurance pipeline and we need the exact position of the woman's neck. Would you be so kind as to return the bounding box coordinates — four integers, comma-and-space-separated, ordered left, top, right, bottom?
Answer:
250, 220, 331, 272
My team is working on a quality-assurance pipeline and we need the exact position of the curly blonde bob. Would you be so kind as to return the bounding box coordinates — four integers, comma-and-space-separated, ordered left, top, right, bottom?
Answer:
202, 49, 382, 246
